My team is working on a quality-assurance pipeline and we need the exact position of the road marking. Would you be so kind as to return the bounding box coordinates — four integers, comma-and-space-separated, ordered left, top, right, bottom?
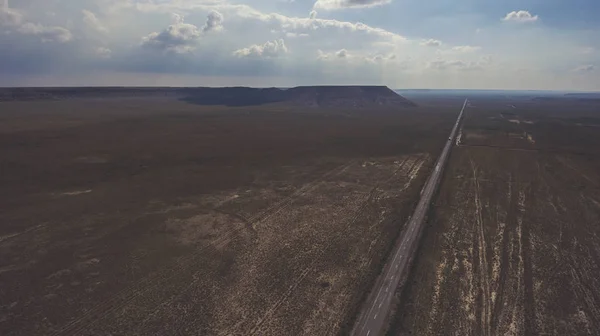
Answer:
374, 314, 378, 319
385, 287, 389, 292
367, 330, 371, 336
374, 286, 383, 301
379, 302, 382, 308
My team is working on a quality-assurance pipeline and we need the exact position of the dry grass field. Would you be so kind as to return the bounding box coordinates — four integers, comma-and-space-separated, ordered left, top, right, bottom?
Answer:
0, 96, 457, 335
391, 97, 600, 335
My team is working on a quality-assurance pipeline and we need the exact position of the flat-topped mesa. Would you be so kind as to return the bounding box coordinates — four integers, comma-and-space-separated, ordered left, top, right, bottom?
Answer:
0, 86, 417, 108
283, 86, 417, 108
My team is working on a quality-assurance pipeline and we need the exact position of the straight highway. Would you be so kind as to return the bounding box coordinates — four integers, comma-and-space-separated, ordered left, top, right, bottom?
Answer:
352, 98, 468, 336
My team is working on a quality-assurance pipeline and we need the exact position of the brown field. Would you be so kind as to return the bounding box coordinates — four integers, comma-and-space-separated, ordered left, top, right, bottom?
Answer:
391, 98, 600, 335
0, 97, 458, 335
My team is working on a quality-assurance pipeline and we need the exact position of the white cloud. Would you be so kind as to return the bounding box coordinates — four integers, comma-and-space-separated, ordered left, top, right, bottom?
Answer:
428, 60, 468, 70
317, 49, 351, 60
428, 56, 491, 72
313, 0, 392, 10
573, 64, 595, 73
203, 10, 223, 33
95, 47, 112, 58
141, 14, 202, 53
365, 53, 396, 63
18, 22, 73, 42
317, 48, 395, 65
0, 0, 597, 90
421, 39, 442, 47
0, 5, 22, 27
82, 9, 107, 33
233, 39, 288, 58
97, 1, 407, 43
451, 45, 481, 53
1, 2, 71, 42
247, 14, 406, 42
285, 32, 309, 38
502, 10, 538, 23
336, 49, 348, 58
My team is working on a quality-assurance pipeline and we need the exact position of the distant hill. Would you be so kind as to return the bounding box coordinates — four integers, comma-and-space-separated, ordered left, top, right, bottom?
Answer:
284, 86, 416, 108
0, 86, 417, 108
532, 95, 600, 103
564, 92, 600, 98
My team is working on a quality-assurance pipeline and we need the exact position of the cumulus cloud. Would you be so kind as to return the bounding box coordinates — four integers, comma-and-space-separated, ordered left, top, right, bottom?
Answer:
313, 0, 392, 10
1, 0, 596, 90
141, 14, 201, 53
203, 10, 223, 33
573, 65, 595, 73
421, 39, 442, 47
336, 49, 348, 58
233, 39, 288, 58
82, 10, 108, 33
502, 10, 538, 23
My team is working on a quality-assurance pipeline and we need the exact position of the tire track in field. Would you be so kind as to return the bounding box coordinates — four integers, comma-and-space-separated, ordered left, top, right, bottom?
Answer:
142, 160, 365, 333
150, 157, 412, 335
310, 156, 428, 336
49, 161, 357, 336
491, 174, 514, 335
520, 186, 537, 336
469, 158, 492, 336
556, 156, 598, 187
243, 155, 427, 336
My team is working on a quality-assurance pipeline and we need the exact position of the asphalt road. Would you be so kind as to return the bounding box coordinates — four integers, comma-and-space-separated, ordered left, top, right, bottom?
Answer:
351, 98, 468, 336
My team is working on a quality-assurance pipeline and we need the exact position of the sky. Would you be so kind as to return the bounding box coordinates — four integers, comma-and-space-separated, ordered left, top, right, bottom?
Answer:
0, 0, 599, 89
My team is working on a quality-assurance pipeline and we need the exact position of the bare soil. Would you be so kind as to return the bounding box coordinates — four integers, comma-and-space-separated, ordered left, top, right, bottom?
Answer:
0, 97, 455, 335
390, 98, 600, 335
